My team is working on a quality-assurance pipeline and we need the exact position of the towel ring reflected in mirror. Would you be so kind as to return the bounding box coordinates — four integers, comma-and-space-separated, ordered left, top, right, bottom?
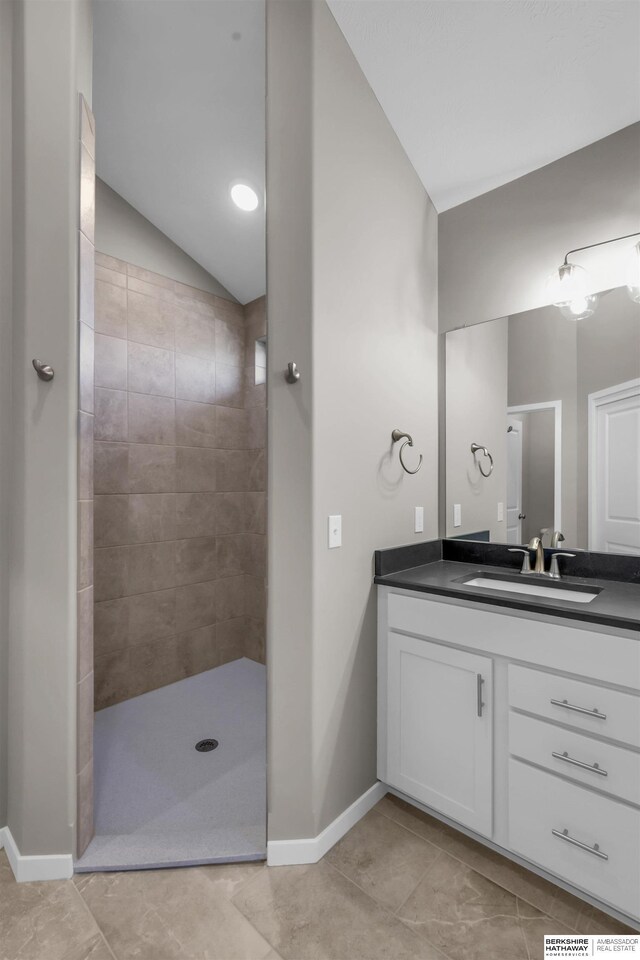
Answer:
471, 442, 494, 478
391, 429, 423, 475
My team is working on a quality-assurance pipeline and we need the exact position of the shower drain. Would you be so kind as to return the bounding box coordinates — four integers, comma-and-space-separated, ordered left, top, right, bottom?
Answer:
195, 739, 219, 753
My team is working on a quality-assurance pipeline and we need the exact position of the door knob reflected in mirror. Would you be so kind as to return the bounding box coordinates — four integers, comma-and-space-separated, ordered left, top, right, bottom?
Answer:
518, 513, 526, 520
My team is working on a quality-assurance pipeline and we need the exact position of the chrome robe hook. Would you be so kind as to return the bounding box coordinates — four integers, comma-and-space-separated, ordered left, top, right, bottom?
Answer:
392, 428, 423, 475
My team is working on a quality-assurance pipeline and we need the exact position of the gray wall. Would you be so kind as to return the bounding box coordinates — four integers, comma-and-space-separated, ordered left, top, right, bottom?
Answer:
0, 0, 13, 831
440, 123, 640, 332
445, 320, 508, 540
6, 0, 93, 855
520, 409, 556, 544
95, 178, 237, 303
267, 0, 438, 841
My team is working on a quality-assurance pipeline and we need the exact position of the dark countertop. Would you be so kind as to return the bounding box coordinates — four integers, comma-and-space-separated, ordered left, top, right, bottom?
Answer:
375, 559, 640, 633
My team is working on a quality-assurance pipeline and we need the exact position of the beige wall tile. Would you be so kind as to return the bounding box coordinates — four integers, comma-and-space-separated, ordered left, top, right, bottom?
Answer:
95, 334, 127, 391
244, 365, 267, 409
95, 388, 128, 442
215, 315, 244, 367
95, 278, 127, 338
129, 493, 176, 543
214, 296, 244, 325
95, 649, 131, 709
94, 597, 129, 657
77, 585, 94, 681
176, 399, 217, 448
176, 492, 217, 539
175, 308, 216, 359
174, 281, 218, 306
243, 295, 266, 338
129, 393, 175, 445
129, 638, 181, 697
79, 232, 95, 328
94, 441, 129, 494
244, 534, 266, 579
127, 263, 174, 290
245, 492, 266, 535
216, 362, 244, 408
215, 576, 245, 622
176, 447, 217, 493
78, 411, 94, 501
175, 537, 217, 585
176, 354, 216, 404
216, 617, 245, 664
128, 588, 176, 646
246, 406, 266, 450
80, 145, 95, 244
128, 290, 175, 350
127, 541, 176, 595
129, 443, 176, 493
96, 263, 127, 288
77, 672, 94, 771
128, 341, 175, 397
244, 617, 265, 664
216, 406, 247, 450
248, 449, 266, 492
79, 321, 94, 415
96, 251, 127, 274
78, 500, 94, 591
244, 575, 266, 622
217, 535, 246, 579
217, 450, 251, 492
216, 492, 247, 535
175, 291, 217, 318
77, 757, 94, 857
94, 545, 129, 602
94, 495, 129, 548
128, 274, 176, 303
176, 580, 216, 632
179, 624, 218, 676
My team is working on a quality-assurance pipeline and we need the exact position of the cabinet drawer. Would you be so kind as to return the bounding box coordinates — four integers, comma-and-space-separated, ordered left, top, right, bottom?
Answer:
509, 664, 640, 748
508, 759, 640, 920
509, 711, 640, 806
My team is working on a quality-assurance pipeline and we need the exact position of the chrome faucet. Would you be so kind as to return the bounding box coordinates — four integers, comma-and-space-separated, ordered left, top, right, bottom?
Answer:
549, 551, 576, 579
551, 531, 565, 548
528, 536, 546, 574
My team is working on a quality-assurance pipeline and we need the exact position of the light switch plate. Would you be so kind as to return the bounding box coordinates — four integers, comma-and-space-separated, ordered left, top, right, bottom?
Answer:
497, 502, 504, 522
414, 506, 424, 533
328, 515, 342, 548
453, 504, 462, 528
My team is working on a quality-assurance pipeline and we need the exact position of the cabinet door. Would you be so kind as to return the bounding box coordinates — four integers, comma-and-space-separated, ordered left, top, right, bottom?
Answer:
386, 633, 493, 836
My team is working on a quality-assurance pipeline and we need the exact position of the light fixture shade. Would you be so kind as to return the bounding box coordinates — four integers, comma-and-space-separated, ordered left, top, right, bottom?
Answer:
627, 240, 640, 304
547, 262, 598, 320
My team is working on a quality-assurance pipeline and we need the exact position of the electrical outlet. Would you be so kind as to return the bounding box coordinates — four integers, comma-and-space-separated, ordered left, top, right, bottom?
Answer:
328, 515, 342, 548
453, 504, 462, 528
414, 506, 424, 533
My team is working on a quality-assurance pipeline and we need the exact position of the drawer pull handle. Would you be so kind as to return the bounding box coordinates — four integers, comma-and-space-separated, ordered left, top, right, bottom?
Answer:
552, 751, 608, 777
552, 828, 608, 861
550, 698, 607, 721
477, 674, 485, 718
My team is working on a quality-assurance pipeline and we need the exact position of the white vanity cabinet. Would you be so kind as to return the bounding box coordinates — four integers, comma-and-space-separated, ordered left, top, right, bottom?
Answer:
377, 587, 640, 927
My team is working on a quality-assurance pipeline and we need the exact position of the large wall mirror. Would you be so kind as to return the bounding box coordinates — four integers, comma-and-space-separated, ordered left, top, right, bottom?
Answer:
445, 285, 640, 554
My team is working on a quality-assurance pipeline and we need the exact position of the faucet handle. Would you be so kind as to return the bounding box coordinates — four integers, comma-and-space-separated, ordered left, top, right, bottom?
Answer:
549, 552, 576, 579
508, 547, 531, 574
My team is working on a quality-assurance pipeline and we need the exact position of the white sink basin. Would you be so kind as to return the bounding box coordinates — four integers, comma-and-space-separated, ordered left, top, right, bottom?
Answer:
464, 576, 598, 604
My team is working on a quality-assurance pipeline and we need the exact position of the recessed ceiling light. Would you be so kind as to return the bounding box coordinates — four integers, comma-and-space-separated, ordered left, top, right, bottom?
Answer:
230, 183, 259, 212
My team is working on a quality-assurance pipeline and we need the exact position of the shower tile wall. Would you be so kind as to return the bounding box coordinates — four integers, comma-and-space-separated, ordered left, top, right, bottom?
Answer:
93, 254, 266, 710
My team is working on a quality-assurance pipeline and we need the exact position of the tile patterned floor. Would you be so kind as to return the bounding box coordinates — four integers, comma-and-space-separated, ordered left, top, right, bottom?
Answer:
0, 793, 634, 960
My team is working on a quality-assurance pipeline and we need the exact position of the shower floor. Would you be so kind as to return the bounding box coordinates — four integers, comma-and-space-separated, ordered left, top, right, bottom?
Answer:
75, 657, 266, 872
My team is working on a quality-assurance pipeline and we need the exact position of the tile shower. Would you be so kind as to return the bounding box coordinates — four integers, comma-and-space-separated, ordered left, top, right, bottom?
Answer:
92, 253, 266, 710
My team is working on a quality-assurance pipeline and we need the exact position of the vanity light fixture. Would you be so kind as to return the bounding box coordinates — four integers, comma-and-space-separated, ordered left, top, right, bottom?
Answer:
230, 182, 259, 212
549, 231, 640, 320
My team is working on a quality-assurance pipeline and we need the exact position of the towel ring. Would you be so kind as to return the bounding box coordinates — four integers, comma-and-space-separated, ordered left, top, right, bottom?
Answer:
471, 442, 493, 478
392, 428, 423, 475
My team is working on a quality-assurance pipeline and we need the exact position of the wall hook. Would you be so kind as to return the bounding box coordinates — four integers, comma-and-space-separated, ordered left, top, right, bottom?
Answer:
391, 428, 423, 475
32, 359, 54, 382
285, 361, 300, 384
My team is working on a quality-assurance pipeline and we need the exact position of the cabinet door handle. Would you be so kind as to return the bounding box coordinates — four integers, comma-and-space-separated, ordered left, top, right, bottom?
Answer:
552, 751, 608, 777
552, 828, 608, 861
550, 698, 607, 721
477, 674, 485, 717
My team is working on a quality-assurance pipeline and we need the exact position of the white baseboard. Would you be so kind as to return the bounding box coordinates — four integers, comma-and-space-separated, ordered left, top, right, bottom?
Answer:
0, 826, 73, 882
267, 781, 387, 866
